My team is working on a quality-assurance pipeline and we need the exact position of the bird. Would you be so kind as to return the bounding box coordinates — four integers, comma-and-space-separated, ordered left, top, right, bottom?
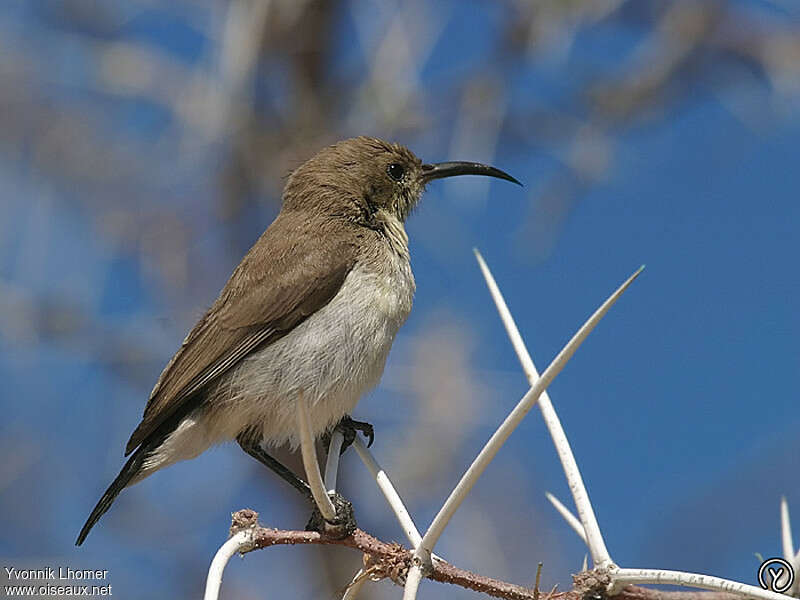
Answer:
76, 136, 520, 545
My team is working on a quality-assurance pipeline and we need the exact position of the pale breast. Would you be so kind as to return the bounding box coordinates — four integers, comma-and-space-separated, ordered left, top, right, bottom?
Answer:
204, 249, 416, 448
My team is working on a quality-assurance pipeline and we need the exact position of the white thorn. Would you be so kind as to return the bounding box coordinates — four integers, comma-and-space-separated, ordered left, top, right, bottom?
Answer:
324, 430, 344, 493
203, 530, 251, 600
296, 390, 336, 521
611, 567, 794, 600
545, 491, 587, 545
474, 250, 641, 568
353, 437, 422, 548
781, 496, 794, 562
402, 564, 424, 600
412, 258, 640, 568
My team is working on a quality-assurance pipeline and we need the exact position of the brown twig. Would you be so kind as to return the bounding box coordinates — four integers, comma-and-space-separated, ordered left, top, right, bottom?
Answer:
229, 510, 757, 600
233, 509, 538, 600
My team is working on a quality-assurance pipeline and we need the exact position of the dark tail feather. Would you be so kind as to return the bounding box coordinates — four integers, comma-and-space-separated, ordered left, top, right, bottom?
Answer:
76, 444, 149, 546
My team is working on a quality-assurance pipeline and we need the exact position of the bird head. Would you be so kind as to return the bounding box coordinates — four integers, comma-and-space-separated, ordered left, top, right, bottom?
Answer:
283, 136, 520, 224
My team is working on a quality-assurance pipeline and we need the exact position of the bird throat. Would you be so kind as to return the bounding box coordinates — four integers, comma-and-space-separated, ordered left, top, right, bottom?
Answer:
374, 210, 410, 259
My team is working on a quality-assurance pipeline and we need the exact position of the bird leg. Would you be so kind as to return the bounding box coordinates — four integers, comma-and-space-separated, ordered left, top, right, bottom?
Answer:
323, 415, 375, 453
236, 433, 357, 539
236, 434, 312, 500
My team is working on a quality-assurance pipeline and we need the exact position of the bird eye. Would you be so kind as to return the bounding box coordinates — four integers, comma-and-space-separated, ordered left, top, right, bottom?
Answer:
387, 163, 405, 182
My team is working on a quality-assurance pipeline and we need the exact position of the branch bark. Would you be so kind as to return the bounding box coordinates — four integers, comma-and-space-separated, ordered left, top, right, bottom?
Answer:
226, 510, 756, 600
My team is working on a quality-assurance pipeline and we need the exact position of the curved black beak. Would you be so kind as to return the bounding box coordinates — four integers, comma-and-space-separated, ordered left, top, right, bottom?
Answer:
421, 161, 522, 186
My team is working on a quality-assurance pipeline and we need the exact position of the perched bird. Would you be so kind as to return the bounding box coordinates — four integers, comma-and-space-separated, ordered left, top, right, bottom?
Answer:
76, 136, 520, 545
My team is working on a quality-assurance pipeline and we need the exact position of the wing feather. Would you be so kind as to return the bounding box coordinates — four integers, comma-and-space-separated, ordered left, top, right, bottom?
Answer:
124, 213, 356, 455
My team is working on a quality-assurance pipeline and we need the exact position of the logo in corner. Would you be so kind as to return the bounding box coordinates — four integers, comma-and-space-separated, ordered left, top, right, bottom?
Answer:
758, 557, 794, 593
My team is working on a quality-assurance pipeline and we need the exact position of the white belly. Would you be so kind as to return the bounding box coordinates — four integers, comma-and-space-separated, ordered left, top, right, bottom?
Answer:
235, 257, 415, 446
144, 253, 415, 477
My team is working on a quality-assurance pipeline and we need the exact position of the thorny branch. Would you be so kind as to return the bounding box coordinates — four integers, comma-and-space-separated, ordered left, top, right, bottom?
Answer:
229, 509, 537, 600
225, 509, 769, 600
207, 264, 796, 600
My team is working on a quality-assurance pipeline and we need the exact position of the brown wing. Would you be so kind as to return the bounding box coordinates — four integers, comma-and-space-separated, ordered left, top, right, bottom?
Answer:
124, 212, 357, 455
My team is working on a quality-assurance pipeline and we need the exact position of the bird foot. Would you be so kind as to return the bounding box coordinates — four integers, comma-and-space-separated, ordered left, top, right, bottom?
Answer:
322, 415, 375, 453
340, 415, 374, 450
305, 491, 356, 539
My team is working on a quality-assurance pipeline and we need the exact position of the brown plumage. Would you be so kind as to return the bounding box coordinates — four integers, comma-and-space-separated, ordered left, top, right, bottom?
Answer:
126, 213, 358, 455
77, 136, 520, 546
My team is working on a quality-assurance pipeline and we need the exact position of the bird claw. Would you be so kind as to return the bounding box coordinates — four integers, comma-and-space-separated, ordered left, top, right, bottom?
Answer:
305, 491, 356, 540
339, 415, 374, 450
322, 415, 375, 453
